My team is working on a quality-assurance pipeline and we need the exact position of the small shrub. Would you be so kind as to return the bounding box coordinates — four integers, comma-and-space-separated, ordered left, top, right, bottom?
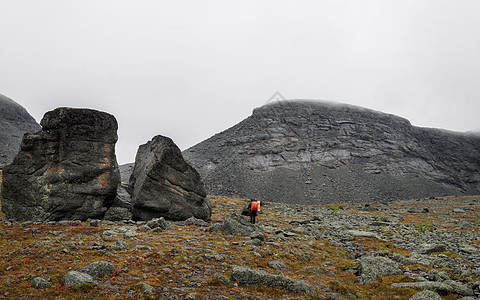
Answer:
415, 222, 432, 233
326, 205, 341, 211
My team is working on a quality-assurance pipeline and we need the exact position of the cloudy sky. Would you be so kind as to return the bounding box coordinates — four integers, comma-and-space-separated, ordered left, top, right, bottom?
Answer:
1, 0, 479, 164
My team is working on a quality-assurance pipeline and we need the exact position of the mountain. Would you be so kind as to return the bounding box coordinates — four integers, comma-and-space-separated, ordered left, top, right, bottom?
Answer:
0, 94, 41, 168
183, 100, 480, 205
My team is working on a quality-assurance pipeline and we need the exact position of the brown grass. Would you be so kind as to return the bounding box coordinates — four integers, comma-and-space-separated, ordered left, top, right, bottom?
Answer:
0, 195, 478, 299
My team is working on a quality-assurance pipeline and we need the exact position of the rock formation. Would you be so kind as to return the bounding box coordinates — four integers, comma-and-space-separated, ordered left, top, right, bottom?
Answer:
0, 93, 41, 167
1, 107, 120, 221
129, 135, 212, 221
183, 100, 480, 205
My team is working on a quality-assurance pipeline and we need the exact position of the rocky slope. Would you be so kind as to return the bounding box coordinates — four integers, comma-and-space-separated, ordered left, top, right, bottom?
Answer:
1, 195, 480, 299
0, 94, 41, 167
183, 100, 480, 205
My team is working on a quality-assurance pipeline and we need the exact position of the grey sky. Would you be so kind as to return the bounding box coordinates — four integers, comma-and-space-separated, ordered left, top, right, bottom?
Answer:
1, 0, 479, 164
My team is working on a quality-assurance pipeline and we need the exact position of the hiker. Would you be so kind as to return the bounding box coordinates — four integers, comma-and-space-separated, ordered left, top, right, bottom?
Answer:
248, 198, 260, 224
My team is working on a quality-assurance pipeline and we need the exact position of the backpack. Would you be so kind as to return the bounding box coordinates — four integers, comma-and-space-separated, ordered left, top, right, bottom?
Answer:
250, 201, 259, 212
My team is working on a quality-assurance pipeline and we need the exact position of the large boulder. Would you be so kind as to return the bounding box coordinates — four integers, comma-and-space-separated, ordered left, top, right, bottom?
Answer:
129, 135, 212, 221
0, 93, 41, 167
1, 107, 120, 221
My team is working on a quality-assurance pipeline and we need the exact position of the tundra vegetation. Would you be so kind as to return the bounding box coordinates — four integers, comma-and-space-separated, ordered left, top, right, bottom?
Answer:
1, 176, 480, 299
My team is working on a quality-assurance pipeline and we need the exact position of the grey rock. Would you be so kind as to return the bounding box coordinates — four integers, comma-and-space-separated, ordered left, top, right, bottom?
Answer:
183, 216, 209, 227
409, 290, 442, 300
231, 265, 316, 297
210, 213, 262, 236
119, 163, 134, 183
146, 217, 167, 230
213, 273, 231, 285
62, 271, 97, 287
183, 100, 480, 205
421, 243, 447, 254
129, 135, 212, 221
0, 94, 41, 168
391, 282, 455, 294
31, 277, 51, 289
250, 231, 266, 241
2, 107, 120, 221
268, 260, 288, 271
185, 293, 198, 300
89, 219, 100, 227
297, 266, 326, 275
347, 230, 381, 239
111, 183, 132, 209
137, 281, 154, 294
357, 256, 402, 284
77, 261, 116, 278
138, 224, 151, 232
443, 280, 474, 296
103, 207, 132, 222
112, 238, 127, 251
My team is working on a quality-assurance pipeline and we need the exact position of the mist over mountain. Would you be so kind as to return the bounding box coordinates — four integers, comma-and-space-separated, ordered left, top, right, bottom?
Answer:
0, 94, 41, 167
183, 100, 480, 205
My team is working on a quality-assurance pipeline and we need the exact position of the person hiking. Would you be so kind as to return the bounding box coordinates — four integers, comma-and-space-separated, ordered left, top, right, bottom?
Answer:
248, 198, 260, 224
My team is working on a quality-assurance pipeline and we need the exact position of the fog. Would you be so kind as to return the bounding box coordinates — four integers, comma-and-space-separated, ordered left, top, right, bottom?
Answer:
1, 1, 479, 164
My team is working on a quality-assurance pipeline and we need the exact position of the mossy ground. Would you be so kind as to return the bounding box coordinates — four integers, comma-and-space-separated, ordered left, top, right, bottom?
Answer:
1, 172, 479, 299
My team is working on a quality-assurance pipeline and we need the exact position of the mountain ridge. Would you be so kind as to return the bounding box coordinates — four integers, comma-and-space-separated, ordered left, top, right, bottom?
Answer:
183, 100, 480, 204
0, 94, 41, 167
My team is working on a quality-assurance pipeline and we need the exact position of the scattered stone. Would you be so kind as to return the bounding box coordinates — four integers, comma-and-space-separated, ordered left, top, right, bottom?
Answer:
213, 273, 231, 286
90, 219, 100, 227
185, 293, 198, 300
268, 260, 288, 271
146, 217, 167, 230
137, 281, 154, 294
62, 271, 97, 287
409, 290, 442, 300
129, 135, 212, 221
357, 256, 402, 284
231, 265, 316, 297
138, 224, 151, 232
297, 266, 326, 275
183, 216, 210, 227
421, 244, 447, 254
77, 261, 116, 278
348, 230, 381, 239
112, 238, 127, 251
31, 277, 52, 289
210, 213, 262, 236
391, 282, 455, 294
103, 207, 132, 222
453, 208, 466, 213
250, 231, 266, 241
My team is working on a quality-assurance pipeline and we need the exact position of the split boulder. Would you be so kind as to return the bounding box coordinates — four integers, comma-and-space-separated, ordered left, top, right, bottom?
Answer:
1, 107, 120, 221
129, 135, 212, 221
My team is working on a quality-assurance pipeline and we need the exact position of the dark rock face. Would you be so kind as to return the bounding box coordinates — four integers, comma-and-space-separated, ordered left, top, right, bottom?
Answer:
0, 94, 41, 167
183, 100, 480, 205
1, 107, 120, 221
129, 135, 212, 221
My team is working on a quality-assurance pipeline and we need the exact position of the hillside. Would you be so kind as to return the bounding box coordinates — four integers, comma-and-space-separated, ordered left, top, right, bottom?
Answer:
0, 94, 41, 167
1, 193, 480, 299
183, 100, 480, 205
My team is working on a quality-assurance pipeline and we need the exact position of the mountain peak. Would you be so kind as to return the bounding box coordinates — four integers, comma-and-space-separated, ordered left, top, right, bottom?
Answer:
184, 100, 480, 205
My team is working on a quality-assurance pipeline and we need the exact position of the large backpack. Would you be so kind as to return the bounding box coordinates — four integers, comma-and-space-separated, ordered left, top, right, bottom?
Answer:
250, 201, 259, 212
